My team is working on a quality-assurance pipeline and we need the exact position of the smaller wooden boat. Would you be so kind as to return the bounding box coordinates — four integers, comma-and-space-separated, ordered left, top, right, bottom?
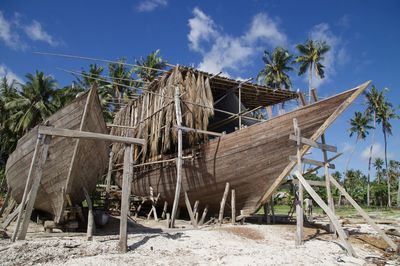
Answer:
5, 87, 109, 223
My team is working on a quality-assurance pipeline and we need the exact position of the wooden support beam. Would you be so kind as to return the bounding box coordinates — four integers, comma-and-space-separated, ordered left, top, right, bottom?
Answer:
231, 189, 236, 225
294, 118, 303, 246
218, 183, 230, 225
83, 187, 94, 241
303, 153, 342, 176
293, 179, 326, 187
147, 187, 159, 221
16, 135, 51, 241
2, 202, 21, 229
294, 170, 356, 257
298, 92, 307, 107
198, 205, 209, 226
266, 106, 273, 119
174, 125, 223, 137
161, 201, 168, 220
170, 86, 183, 228
193, 200, 199, 224
184, 191, 198, 228
289, 156, 335, 169
105, 150, 114, 193
329, 175, 398, 251
38, 126, 145, 145
289, 134, 337, 152
118, 144, 133, 253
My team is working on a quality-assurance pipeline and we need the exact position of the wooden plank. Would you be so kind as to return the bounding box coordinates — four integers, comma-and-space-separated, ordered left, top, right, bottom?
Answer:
289, 156, 335, 169
289, 134, 337, 152
218, 182, 230, 225
294, 170, 356, 257
170, 87, 183, 228
231, 189, 236, 224
17, 135, 51, 241
198, 205, 208, 226
303, 153, 342, 176
83, 187, 94, 241
38, 126, 145, 146
1, 203, 21, 229
329, 175, 398, 251
175, 125, 223, 137
118, 144, 133, 253
184, 191, 198, 228
257, 81, 371, 208
292, 179, 326, 187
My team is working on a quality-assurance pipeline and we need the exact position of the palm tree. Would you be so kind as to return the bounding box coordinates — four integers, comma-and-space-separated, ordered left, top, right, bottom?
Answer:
373, 157, 385, 206
376, 100, 398, 207
364, 85, 384, 206
108, 59, 135, 103
339, 111, 372, 205
4, 71, 58, 135
257, 47, 293, 90
134, 49, 167, 83
294, 40, 330, 103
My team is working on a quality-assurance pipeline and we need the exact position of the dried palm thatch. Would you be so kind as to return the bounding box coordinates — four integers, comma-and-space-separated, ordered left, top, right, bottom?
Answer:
111, 66, 214, 164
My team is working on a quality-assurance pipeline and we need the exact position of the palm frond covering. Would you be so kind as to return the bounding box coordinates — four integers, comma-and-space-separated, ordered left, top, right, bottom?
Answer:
111, 66, 214, 163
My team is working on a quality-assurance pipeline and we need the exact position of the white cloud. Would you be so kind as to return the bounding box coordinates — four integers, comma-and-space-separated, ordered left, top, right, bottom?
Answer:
0, 64, 23, 84
24, 20, 58, 46
0, 11, 24, 50
308, 23, 349, 88
188, 8, 287, 76
137, 0, 167, 12
361, 143, 393, 161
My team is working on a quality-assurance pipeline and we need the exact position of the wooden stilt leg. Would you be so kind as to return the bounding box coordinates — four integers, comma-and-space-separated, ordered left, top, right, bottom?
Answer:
218, 183, 230, 225
231, 189, 236, 225
170, 86, 183, 228
17, 135, 51, 241
118, 144, 133, 253
184, 191, 197, 228
83, 187, 94, 241
198, 205, 208, 226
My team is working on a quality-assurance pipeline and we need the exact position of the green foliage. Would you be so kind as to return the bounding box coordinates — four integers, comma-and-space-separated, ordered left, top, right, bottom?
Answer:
257, 47, 293, 90
348, 111, 373, 140
134, 49, 167, 82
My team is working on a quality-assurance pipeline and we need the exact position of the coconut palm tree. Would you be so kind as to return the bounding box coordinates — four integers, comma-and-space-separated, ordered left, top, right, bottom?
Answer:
134, 49, 167, 83
108, 59, 135, 103
4, 71, 58, 135
294, 40, 330, 103
339, 111, 372, 205
376, 101, 398, 207
364, 85, 384, 206
373, 157, 385, 206
257, 47, 293, 90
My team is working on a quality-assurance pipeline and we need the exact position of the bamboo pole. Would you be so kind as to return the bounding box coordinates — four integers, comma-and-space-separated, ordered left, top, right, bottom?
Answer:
218, 183, 230, 225
170, 86, 183, 228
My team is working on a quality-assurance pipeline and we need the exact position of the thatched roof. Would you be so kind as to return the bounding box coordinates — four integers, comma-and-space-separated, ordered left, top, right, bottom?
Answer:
148, 66, 299, 109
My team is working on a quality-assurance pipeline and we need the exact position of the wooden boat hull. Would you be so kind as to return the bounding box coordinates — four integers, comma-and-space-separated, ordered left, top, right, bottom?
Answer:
5, 88, 108, 222
118, 82, 370, 216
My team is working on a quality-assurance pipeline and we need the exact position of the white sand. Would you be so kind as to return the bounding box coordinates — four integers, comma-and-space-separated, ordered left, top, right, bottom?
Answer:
1, 222, 395, 266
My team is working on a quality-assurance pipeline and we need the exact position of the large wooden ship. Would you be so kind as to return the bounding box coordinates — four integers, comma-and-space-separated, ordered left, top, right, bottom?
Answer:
111, 66, 371, 216
5, 87, 109, 222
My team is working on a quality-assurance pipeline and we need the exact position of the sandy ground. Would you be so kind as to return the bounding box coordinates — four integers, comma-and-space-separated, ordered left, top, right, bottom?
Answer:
1, 216, 399, 266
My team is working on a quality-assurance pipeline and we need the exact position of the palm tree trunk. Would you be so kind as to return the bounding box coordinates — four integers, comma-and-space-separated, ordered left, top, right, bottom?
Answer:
308, 64, 313, 103
339, 137, 359, 206
366, 112, 376, 207
383, 128, 390, 207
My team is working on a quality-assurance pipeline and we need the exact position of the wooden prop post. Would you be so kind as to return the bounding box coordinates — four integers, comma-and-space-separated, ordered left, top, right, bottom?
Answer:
198, 205, 209, 226
294, 170, 356, 257
193, 200, 199, 224
329, 175, 398, 251
184, 191, 198, 228
218, 182, 230, 225
0, 188, 11, 217
105, 150, 114, 193
231, 189, 236, 225
311, 89, 335, 232
118, 144, 134, 253
83, 187, 94, 241
161, 201, 168, 219
147, 187, 159, 221
170, 86, 183, 228
13, 134, 51, 241
293, 119, 303, 246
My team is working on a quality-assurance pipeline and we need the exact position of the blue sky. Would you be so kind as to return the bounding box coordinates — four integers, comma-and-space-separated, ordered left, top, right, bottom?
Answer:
1, 0, 399, 178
